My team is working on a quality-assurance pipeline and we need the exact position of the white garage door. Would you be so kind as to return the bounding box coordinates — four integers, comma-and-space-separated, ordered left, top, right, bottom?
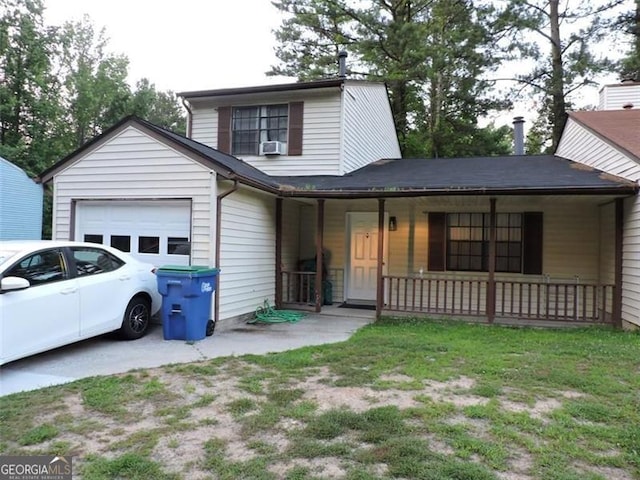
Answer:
76, 200, 192, 267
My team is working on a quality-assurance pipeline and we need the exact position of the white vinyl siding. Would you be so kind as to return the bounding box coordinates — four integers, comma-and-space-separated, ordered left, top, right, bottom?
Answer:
623, 195, 640, 327
342, 83, 402, 173
556, 116, 640, 327
598, 83, 640, 110
190, 94, 342, 176
218, 187, 276, 320
51, 126, 215, 266
556, 119, 640, 180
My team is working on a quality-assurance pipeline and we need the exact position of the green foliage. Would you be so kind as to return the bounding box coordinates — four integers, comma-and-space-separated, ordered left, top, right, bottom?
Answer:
618, 0, 640, 80
81, 452, 179, 480
271, 0, 510, 157
0, 2, 186, 180
496, 0, 624, 149
19, 424, 58, 445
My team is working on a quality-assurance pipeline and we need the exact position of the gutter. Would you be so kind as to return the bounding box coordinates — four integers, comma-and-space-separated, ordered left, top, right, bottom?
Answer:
274, 185, 639, 199
214, 180, 239, 328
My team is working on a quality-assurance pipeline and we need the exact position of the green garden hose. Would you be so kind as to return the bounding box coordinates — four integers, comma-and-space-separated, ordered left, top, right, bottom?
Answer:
249, 300, 306, 324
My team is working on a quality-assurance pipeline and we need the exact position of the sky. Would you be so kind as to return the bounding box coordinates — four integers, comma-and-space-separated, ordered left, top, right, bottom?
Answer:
42, 0, 626, 130
43, 0, 292, 93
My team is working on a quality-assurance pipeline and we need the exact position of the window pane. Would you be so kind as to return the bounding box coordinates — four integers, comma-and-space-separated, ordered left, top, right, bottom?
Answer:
168, 237, 190, 255
111, 235, 130, 252
72, 248, 123, 275
84, 234, 103, 244
8, 249, 66, 286
139, 236, 159, 254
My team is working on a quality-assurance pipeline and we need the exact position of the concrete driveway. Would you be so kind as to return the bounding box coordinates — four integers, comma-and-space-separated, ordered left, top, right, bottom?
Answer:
0, 309, 374, 397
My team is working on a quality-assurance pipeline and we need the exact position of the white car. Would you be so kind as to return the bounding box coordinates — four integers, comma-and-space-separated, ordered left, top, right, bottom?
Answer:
0, 240, 162, 365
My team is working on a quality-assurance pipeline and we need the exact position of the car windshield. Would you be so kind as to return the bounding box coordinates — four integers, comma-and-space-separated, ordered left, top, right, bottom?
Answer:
0, 249, 20, 265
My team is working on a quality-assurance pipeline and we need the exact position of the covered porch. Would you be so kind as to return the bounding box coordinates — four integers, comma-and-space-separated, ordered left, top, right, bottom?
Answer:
275, 193, 626, 327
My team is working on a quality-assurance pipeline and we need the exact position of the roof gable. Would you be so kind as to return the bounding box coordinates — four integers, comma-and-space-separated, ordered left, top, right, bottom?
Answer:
568, 110, 640, 161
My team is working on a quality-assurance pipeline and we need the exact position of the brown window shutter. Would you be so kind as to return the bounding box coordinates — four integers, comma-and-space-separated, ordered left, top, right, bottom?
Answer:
428, 212, 446, 272
217, 106, 231, 154
523, 212, 543, 275
288, 102, 303, 156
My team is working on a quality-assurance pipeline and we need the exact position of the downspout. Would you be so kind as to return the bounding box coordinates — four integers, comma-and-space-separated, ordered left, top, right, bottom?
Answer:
181, 97, 193, 138
215, 180, 239, 327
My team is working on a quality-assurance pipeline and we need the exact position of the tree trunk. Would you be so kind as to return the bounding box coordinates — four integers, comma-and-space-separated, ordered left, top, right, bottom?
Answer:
549, 0, 566, 150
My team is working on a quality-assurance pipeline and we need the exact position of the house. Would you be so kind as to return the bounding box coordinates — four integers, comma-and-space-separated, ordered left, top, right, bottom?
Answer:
38, 76, 639, 330
37, 77, 401, 324
556, 80, 640, 330
0, 157, 43, 240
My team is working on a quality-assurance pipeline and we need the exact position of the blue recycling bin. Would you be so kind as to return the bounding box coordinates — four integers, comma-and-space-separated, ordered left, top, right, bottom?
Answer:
156, 265, 219, 341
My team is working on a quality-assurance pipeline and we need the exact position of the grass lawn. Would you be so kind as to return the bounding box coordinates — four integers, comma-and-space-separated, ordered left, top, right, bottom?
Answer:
1, 317, 639, 479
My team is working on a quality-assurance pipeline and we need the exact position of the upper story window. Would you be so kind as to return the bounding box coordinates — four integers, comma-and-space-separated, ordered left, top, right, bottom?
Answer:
232, 105, 288, 156
217, 102, 303, 157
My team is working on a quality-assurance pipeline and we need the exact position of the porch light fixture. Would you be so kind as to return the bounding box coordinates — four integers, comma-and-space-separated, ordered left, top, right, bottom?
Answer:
389, 216, 397, 231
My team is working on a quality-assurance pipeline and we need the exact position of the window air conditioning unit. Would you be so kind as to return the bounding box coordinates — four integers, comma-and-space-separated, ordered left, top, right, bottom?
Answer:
260, 140, 283, 156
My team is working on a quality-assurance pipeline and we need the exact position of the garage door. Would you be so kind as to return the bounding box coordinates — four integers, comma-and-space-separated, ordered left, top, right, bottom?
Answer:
75, 200, 192, 267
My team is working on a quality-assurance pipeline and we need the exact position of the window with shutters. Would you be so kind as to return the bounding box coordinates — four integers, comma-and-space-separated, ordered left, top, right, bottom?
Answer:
447, 213, 522, 273
428, 211, 542, 274
231, 105, 288, 155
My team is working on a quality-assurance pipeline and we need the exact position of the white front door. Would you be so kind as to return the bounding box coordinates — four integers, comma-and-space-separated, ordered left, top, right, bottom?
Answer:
346, 212, 388, 302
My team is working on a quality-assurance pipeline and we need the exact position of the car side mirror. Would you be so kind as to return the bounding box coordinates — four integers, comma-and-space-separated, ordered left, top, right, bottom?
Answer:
0, 276, 31, 293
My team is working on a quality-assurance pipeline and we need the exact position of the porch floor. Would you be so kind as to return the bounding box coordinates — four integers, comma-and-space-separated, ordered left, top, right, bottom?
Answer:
287, 304, 610, 329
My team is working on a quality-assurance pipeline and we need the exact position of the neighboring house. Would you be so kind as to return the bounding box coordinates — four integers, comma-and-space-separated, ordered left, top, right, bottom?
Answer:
38, 77, 639, 330
0, 157, 42, 240
556, 80, 640, 330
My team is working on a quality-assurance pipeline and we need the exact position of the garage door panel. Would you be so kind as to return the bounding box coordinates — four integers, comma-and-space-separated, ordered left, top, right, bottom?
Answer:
77, 201, 192, 267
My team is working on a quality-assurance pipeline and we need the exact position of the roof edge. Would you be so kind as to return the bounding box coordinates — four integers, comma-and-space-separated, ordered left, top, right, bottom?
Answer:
178, 78, 349, 99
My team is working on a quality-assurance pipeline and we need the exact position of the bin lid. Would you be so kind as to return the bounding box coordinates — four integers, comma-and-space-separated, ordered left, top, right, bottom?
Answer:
157, 265, 219, 274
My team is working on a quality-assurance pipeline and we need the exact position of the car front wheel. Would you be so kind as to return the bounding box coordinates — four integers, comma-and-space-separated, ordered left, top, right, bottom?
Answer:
119, 295, 150, 340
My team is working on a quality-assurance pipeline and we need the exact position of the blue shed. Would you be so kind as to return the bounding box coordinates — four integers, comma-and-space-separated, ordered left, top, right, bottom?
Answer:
0, 157, 43, 240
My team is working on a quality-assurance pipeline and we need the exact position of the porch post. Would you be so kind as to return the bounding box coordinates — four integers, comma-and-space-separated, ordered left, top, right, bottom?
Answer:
275, 198, 283, 309
315, 199, 325, 313
376, 199, 385, 319
613, 198, 624, 328
487, 198, 497, 323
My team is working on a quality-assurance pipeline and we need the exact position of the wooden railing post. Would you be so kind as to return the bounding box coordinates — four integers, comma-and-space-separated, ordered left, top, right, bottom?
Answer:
376, 199, 385, 318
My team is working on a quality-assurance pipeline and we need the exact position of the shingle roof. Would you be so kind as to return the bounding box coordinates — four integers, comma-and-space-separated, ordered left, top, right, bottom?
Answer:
39, 117, 638, 198
272, 155, 637, 197
569, 110, 640, 161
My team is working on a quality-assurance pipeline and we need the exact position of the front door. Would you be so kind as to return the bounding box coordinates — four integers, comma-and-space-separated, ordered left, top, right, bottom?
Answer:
346, 212, 388, 302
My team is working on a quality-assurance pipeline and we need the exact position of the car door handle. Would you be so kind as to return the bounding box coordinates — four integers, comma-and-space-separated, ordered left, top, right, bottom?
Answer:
118, 275, 131, 281
60, 287, 77, 295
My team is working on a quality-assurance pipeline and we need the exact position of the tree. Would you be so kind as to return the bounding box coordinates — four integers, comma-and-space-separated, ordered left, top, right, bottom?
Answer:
0, 0, 61, 176
128, 78, 186, 134
497, 0, 625, 149
618, 0, 640, 80
57, 16, 132, 150
270, 0, 509, 157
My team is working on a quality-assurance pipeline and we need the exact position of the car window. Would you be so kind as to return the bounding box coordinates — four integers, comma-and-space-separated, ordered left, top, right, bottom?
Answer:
71, 247, 124, 276
5, 249, 68, 286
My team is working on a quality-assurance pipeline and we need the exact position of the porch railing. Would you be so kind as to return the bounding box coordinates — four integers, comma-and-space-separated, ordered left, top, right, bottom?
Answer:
281, 268, 344, 306
384, 275, 614, 323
